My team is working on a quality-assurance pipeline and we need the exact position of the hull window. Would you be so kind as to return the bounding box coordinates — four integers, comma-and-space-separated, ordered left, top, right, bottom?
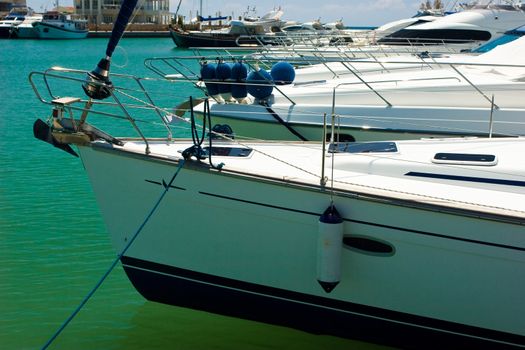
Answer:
343, 236, 395, 256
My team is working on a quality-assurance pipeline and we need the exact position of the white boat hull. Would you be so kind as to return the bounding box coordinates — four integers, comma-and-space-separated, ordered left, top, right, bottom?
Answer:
201, 102, 525, 141
76, 141, 525, 349
13, 25, 38, 38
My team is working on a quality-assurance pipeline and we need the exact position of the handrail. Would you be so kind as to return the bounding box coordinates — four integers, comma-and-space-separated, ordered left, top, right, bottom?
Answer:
28, 67, 179, 152
331, 76, 464, 107
449, 64, 500, 109
144, 55, 224, 104
145, 55, 297, 106
338, 61, 391, 107
231, 31, 483, 53
144, 52, 525, 113
28, 58, 525, 148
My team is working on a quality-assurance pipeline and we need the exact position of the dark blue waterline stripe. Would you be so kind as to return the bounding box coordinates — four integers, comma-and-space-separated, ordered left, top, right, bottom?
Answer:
199, 191, 525, 252
120, 255, 525, 348
406, 172, 525, 187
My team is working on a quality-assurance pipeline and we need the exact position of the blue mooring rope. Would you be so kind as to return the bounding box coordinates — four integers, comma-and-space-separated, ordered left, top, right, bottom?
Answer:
41, 158, 186, 350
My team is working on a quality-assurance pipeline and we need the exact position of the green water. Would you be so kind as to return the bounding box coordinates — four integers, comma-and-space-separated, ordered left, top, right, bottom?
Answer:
0, 38, 394, 350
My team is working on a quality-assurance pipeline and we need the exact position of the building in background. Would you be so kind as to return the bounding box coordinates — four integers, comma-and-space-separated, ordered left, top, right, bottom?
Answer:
0, 0, 27, 16
74, 0, 171, 30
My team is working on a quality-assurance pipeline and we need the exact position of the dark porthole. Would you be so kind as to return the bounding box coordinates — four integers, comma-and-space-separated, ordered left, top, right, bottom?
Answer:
202, 146, 252, 157
343, 236, 395, 256
326, 133, 355, 143
329, 141, 398, 154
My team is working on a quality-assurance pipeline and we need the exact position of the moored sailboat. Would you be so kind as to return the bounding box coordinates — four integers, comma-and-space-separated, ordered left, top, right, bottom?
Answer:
30, 0, 525, 349
30, 84, 525, 348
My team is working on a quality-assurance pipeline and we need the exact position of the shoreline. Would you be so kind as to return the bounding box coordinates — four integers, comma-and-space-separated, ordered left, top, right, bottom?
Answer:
88, 31, 170, 38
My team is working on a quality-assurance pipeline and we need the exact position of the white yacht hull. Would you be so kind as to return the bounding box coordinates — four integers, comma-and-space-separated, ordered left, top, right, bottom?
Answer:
274, 84, 523, 108
13, 25, 38, 38
33, 22, 87, 39
76, 141, 525, 349
201, 102, 525, 141
190, 36, 525, 141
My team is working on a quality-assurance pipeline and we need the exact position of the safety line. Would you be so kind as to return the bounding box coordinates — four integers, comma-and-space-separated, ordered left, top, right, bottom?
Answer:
41, 159, 185, 350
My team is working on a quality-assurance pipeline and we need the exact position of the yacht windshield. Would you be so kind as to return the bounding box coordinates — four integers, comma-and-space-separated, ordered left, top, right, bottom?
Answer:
473, 25, 525, 52
470, 0, 521, 10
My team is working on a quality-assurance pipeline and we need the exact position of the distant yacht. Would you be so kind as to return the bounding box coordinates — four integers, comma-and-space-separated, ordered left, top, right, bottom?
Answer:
0, 10, 26, 38
170, 8, 286, 47
10, 13, 43, 39
281, 19, 324, 33
378, 1, 525, 46
32, 11, 88, 39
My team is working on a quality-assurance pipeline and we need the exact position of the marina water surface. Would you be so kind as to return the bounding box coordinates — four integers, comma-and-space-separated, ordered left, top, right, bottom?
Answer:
0, 38, 395, 349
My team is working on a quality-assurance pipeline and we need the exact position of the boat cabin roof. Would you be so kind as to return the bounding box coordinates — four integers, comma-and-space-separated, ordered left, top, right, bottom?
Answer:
43, 11, 70, 20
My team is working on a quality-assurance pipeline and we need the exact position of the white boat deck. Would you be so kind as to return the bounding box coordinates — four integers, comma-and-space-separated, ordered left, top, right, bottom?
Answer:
110, 136, 525, 219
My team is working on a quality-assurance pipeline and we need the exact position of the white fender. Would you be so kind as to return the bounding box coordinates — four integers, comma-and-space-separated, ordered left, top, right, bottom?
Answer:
317, 205, 344, 293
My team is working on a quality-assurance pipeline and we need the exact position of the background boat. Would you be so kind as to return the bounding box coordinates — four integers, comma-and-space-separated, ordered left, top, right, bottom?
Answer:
32, 11, 88, 39
378, 1, 525, 46
144, 35, 525, 143
9, 13, 43, 39
170, 8, 286, 48
0, 7, 27, 38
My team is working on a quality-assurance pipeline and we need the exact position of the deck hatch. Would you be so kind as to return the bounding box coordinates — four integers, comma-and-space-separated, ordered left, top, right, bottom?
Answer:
203, 146, 253, 157
432, 153, 497, 166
